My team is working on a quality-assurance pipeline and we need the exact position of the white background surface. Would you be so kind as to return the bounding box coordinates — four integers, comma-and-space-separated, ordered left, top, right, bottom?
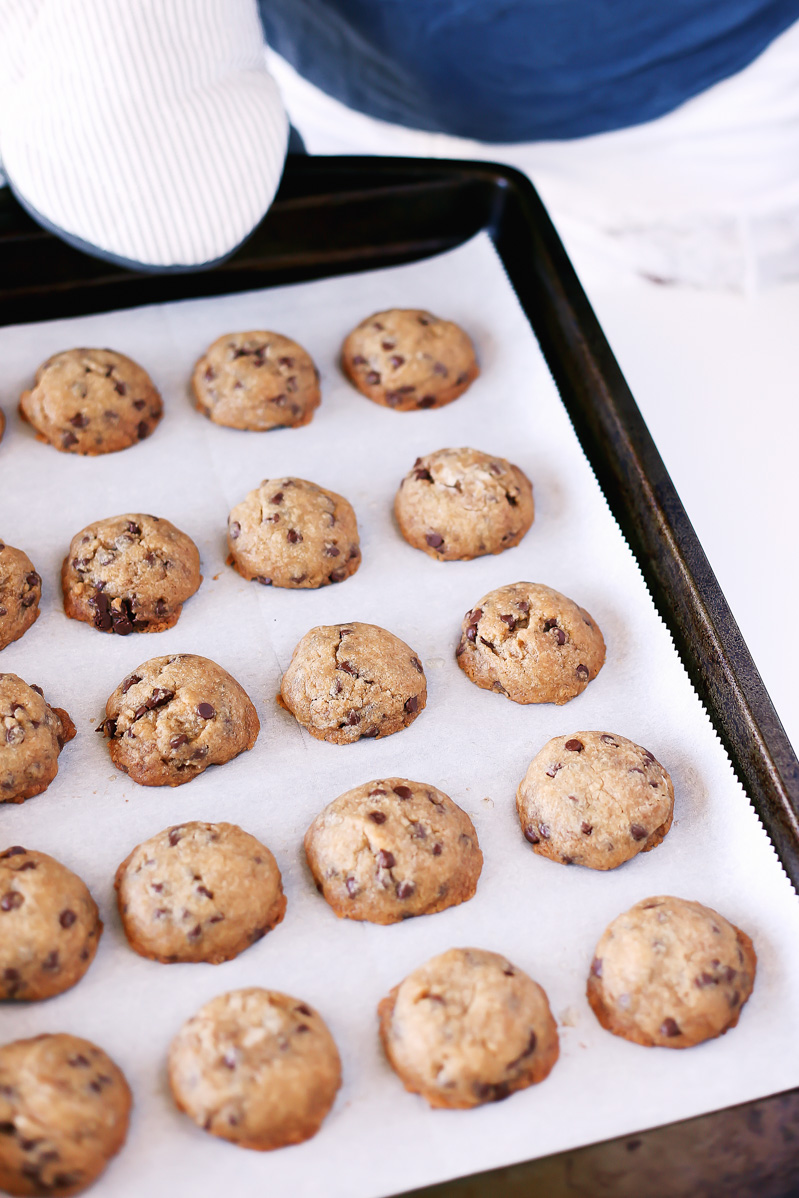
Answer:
0, 236, 798, 1198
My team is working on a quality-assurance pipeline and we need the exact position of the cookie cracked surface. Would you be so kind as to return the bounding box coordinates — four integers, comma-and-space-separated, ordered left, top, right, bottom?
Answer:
168, 988, 341, 1151
279, 622, 427, 744
101, 654, 259, 787
395, 447, 534, 560
0, 847, 102, 1001
516, 732, 674, 869
379, 947, 559, 1109
305, 778, 482, 924
192, 331, 320, 430
19, 348, 162, 455
0, 542, 41, 651
115, 821, 285, 963
228, 477, 360, 588
0, 675, 75, 805
0, 1033, 131, 1197
456, 582, 605, 704
342, 309, 478, 410
587, 896, 757, 1048
62, 514, 201, 634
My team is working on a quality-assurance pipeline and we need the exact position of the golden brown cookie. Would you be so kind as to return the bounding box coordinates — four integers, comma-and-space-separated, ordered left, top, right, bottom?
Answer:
395, 447, 534, 560
304, 778, 482, 924
0, 675, 75, 805
61, 513, 201, 635
342, 309, 479, 410
168, 988, 341, 1151
115, 821, 285, 964
279, 622, 427, 744
456, 582, 606, 704
0, 847, 102, 1001
516, 732, 674, 869
100, 654, 259, 787
227, 477, 360, 588
587, 896, 757, 1048
191, 331, 320, 430
379, 948, 559, 1109
19, 348, 162, 455
0, 543, 41, 651
0, 1033, 131, 1197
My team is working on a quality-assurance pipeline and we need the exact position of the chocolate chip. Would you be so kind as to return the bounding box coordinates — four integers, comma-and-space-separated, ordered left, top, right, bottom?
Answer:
410, 657, 424, 674
345, 877, 358, 897
660, 1018, 681, 1037
538, 824, 550, 839
329, 567, 348, 583
417, 396, 436, 408
523, 826, 540, 845
366, 371, 381, 385
0, 847, 26, 858
630, 824, 647, 841
59, 910, 76, 928
581, 822, 593, 835
62, 431, 78, 448
404, 695, 418, 714
425, 532, 444, 548
42, 950, 59, 971
376, 850, 395, 869
287, 529, 302, 543
432, 843, 443, 856
393, 785, 413, 799
68, 1055, 90, 1068
0, 892, 23, 911
324, 545, 340, 557
170, 734, 188, 749
337, 660, 357, 676
368, 811, 387, 824
168, 830, 181, 847
413, 467, 433, 482
346, 710, 361, 725
591, 957, 603, 977
565, 739, 584, 752
396, 881, 415, 899
576, 664, 590, 679
137, 420, 150, 440
256, 576, 272, 585
30, 684, 43, 695
197, 703, 215, 719
229, 521, 241, 539
600, 735, 619, 746
132, 398, 146, 410
545, 763, 562, 777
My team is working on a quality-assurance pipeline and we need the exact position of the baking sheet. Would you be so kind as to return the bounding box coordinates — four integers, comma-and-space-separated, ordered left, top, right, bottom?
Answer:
1, 234, 798, 1198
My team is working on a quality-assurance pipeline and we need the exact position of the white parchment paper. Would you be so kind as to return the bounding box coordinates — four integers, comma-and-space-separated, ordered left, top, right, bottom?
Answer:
0, 235, 798, 1198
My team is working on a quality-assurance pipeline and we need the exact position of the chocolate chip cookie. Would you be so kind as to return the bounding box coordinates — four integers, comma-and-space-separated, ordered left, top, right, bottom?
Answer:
0, 543, 41, 651
228, 477, 360, 588
304, 778, 482, 924
395, 447, 534, 560
0, 1033, 131, 1197
19, 348, 162, 455
456, 582, 606, 704
115, 821, 285, 964
61, 513, 201, 635
587, 896, 757, 1048
0, 675, 75, 805
516, 732, 674, 869
100, 654, 259, 787
342, 309, 479, 410
379, 947, 559, 1109
191, 331, 320, 431
279, 622, 427, 744
168, 988, 341, 1151
0, 847, 102, 1001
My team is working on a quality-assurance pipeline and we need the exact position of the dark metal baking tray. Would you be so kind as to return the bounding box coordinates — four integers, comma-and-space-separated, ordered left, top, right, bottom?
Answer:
1, 156, 797, 1197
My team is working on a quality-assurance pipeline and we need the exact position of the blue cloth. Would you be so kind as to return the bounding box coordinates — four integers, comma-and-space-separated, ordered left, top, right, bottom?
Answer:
259, 0, 799, 142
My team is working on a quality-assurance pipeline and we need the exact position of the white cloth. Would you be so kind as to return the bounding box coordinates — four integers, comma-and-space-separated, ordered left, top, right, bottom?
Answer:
0, 0, 288, 268
267, 19, 799, 292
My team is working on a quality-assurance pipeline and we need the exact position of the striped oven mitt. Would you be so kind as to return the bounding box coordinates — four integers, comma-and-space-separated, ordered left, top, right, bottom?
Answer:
0, 0, 288, 270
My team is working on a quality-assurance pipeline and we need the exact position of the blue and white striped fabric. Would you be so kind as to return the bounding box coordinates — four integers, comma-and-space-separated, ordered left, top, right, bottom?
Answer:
0, 0, 288, 269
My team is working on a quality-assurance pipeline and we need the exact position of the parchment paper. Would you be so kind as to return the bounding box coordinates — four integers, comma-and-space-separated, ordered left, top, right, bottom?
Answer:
1, 234, 798, 1198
